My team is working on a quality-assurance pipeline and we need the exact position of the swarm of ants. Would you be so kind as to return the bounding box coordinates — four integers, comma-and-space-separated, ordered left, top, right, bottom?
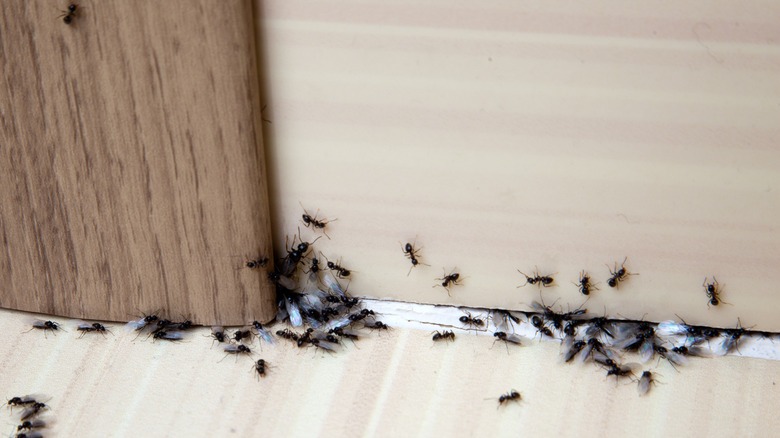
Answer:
6, 394, 53, 437
16, 202, 778, 410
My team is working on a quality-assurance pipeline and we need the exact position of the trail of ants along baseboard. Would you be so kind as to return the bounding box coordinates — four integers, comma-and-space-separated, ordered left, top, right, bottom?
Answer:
15, 203, 778, 420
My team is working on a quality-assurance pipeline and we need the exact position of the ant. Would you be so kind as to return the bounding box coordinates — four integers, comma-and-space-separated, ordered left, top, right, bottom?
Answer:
76, 321, 110, 337
636, 370, 659, 396
253, 359, 268, 378
210, 327, 227, 344
27, 320, 62, 337
300, 203, 336, 238
330, 327, 359, 340
496, 390, 521, 408
321, 252, 350, 278
152, 330, 183, 341
492, 332, 525, 351
222, 344, 253, 361
459, 311, 484, 329
245, 257, 268, 270
703, 277, 730, 307
368, 321, 389, 330
58, 3, 78, 24
7, 396, 37, 408
401, 240, 428, 275
432, 330, 456, 342
606, 257, 637, 289
517, 268, 555, 288
233, 330, 252, 343
434, 268, 462, 296
604, 363, 635, 383
276, 329, 299, 343
20, 402, 47, 420
17, 419, 47, 432
574, 271, 598, 295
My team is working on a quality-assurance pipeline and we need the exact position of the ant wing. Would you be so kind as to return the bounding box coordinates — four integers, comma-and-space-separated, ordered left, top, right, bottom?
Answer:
530, 301, 548, 313
124, 319, 148, 332
657, 320, 688, 336
686, 346, 713, 358
501, 333, 527, 345
284, 298, 303, 327
638, 338, 655, 363
321, 315, 351, 332
638, 374, 653, 396
320, 270, 345, 297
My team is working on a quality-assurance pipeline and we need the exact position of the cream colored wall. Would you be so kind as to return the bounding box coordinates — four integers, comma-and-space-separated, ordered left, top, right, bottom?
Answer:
255, 0, 780, 331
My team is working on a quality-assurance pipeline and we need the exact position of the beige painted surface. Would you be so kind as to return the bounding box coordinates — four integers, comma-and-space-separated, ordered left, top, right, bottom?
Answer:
255, 0, 780, 331
1, 309, 778, 438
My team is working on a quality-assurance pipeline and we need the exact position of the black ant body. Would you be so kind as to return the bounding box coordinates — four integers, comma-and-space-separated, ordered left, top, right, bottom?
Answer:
17, 419, 47, 431
432, 330, 456, 342
20, 402, 47, 420
368, 321, 389, 330
245, 257, 268, 269
77, 321, 109, 336
575, 271, 598, 295
300, 204, 335, 238
223, 344, 252, 360
497, 390, 521, 407
434, 268, 462, 295
604, 363, 635, 382
7, 396, 37, 408
211, 327, 227, 344
606, 257, 637, 289
401, 240, 428, 275
459, 311, 484, 329
330, 327, 359, 340
58, 3, 78, 24
276, 329, 299, 343
703, 277, 729, 307
323, 254, 350, 278
492, 331, 524, 347
562, 340, 587, 362
28, 320, 62, 337
254, 359, 268, 378
152, 330, 183, 342
233, 330, 252, 343
517, 268, 555, 288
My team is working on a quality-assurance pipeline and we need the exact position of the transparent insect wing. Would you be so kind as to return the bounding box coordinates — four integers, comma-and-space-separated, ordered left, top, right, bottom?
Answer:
321, 270, 345, 297
612, 323, 639, 340
637, 374, 651, 396
322, 315, 352, 332
657, 321, 688, 336
663, 350, 689, 366
501, 333, 526, 345
285, 298, 303, 327
686, 346, 713, 357
124, 319, 147, 332
162, 331, 184, 341
719, 337, 737, 355
576, 342, 595, 363
299, 293, 325, 312
255, 327, 275, 345
639, 338, 655, 363
224, 344, 248, 353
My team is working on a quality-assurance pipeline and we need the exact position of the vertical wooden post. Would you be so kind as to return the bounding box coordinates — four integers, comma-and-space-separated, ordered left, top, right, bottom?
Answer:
0, 0, 275, 325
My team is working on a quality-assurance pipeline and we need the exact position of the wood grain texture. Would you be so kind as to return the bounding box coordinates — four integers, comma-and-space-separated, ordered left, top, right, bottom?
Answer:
0, 0, 275, 325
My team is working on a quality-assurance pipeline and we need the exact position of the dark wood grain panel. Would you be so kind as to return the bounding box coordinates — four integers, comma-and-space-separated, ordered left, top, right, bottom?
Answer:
0, 0, 275, 324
